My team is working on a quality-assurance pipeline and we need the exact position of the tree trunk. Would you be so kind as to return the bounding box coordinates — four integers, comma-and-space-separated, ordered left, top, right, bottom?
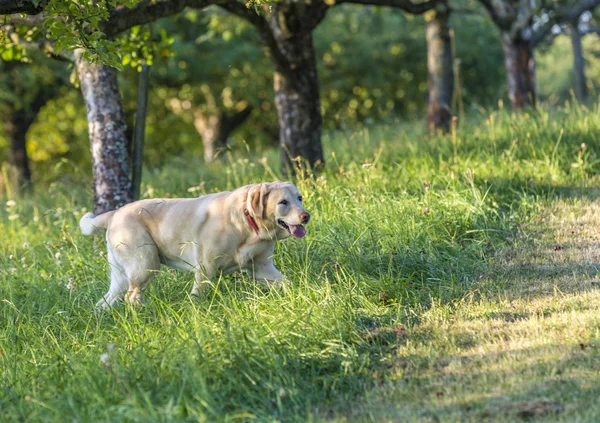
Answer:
4, 110, 32, 189
193, 105, 253, 163
501, 32, 536, 108
3, 84, 56, 190
570, 21, 588, 101
131, 64, 151, 201
75, 51, 132, 215
425, 0, 454, 133
193, 110, 223, 163
267, 8, 324, 174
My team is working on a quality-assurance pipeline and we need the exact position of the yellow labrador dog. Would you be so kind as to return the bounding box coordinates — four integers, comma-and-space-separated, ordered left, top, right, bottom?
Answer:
79, 182, 309, 309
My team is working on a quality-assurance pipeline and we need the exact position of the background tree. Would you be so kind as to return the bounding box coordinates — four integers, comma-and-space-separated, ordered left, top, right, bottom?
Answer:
562, 9, 600, 100
570, 14, 589, 100
2, 0, 598, 197
2, 0, 241, 212
479, 0, 600, 108
425, 0, 453, 133
0, 48, 67, 190
150, 12, 272, 163
221, 0, 438, 173
1, 3, 510, 179
220, 1, 328, 173
74, 51, 133, 213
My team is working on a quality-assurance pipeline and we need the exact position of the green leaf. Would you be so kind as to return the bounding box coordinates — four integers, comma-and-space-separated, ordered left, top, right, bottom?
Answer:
1, 48, 14, 60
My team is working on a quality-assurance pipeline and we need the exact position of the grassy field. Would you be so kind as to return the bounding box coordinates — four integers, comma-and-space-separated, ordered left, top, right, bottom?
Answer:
2, 103, 600, 422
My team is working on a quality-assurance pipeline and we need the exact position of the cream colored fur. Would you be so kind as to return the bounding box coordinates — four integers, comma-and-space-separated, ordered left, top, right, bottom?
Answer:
80, 182, 310, 309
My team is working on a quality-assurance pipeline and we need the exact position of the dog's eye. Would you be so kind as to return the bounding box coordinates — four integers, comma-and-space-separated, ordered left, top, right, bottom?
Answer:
279, 199, 289, 206
298, 196, 303, 202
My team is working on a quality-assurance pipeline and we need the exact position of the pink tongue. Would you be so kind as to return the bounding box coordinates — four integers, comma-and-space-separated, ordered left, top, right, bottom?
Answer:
288, 224, 306, 238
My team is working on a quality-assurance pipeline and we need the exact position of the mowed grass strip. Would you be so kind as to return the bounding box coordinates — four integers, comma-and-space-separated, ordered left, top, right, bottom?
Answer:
352, 198, 600, 423
1, 104, 600, 422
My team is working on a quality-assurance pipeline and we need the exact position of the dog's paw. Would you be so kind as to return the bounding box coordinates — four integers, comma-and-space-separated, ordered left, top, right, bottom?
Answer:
265, 277, 289, 290
191, 281, 213, 298
125, 289, 145, 306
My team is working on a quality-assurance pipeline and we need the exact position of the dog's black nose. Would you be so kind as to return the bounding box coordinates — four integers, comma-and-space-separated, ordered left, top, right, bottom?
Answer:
300, 212, 310, 224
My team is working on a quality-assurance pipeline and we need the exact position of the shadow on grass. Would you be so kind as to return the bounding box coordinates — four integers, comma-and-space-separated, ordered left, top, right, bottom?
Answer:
484, 176, 600, 203
331, 341, 600, 422
524, 185, 600, 201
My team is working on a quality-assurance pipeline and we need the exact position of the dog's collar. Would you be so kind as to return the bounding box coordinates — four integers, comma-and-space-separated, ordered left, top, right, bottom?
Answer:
243, 208, 260, 234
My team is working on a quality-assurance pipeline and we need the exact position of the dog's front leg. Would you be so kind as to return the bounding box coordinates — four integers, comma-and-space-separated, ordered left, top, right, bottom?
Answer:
253, 259, 286, 288
191, 266, 215, 297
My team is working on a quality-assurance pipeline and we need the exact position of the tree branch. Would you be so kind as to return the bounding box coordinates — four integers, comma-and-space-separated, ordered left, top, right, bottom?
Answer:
7, 0, 235, 38
581, 26, 600, 35
0, 0, 48, 15
556, 0, 600, 21
529, 0, 600, 46
529, 19, 555, 46
477, 0, 516, 31
219, 2, 290, 71
301, 1, 330, 29
223, 104, 253, 130
8, 13, 50, 26
450, 7, 479, 15
102, 0, 232, 37
335, 0, 437, 14
508, 0, 537, 40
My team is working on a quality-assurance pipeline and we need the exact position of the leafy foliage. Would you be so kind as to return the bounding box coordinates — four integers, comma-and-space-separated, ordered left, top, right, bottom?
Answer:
1, 2, 599, 179
119, 26, 175, 71
0, 54, 70, 171
0, 0, 142, 68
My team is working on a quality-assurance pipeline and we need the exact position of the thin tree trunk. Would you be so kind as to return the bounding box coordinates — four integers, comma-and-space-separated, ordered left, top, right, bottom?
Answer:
75, 50, 132, 214
267, 8, 324, 174
501, 32, 536, 108
570, 21, 588, 101
5, 111, 32, 189
132, 64, 150, 201
425, 0, 454, 133
193, 105, 253, 163
193, 111, 222, 163
3, 86, 56, 190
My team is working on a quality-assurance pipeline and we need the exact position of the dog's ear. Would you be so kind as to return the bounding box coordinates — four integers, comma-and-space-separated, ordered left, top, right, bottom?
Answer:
247, 183, 270, 218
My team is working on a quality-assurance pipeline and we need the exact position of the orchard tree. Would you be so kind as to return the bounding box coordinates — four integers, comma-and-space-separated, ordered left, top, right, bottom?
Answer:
152, 13, 269, 163
425, 0, 453, 133
0, 52, 67, 189
220, 0, 438, 173
219, 1, 330, 172
478, 0, 600, 108
2, 0, 234, 212
563, 9, 599, 100
3, 0, 440, 181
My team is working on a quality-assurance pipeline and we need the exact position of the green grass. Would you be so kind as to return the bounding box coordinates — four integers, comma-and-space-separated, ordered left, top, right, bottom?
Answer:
3, 104, 600, 422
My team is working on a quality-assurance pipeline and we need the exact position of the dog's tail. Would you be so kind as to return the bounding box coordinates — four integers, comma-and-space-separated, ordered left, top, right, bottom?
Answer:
79, 211, 115, 236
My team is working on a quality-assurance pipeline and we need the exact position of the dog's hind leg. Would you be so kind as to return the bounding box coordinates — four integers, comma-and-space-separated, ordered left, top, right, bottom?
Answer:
122, 245, 160, 306
96, 246, 129, 309
105, 228, 160, 307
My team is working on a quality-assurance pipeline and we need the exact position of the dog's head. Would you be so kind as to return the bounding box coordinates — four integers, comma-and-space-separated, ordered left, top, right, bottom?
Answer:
246, 182, 310, 239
